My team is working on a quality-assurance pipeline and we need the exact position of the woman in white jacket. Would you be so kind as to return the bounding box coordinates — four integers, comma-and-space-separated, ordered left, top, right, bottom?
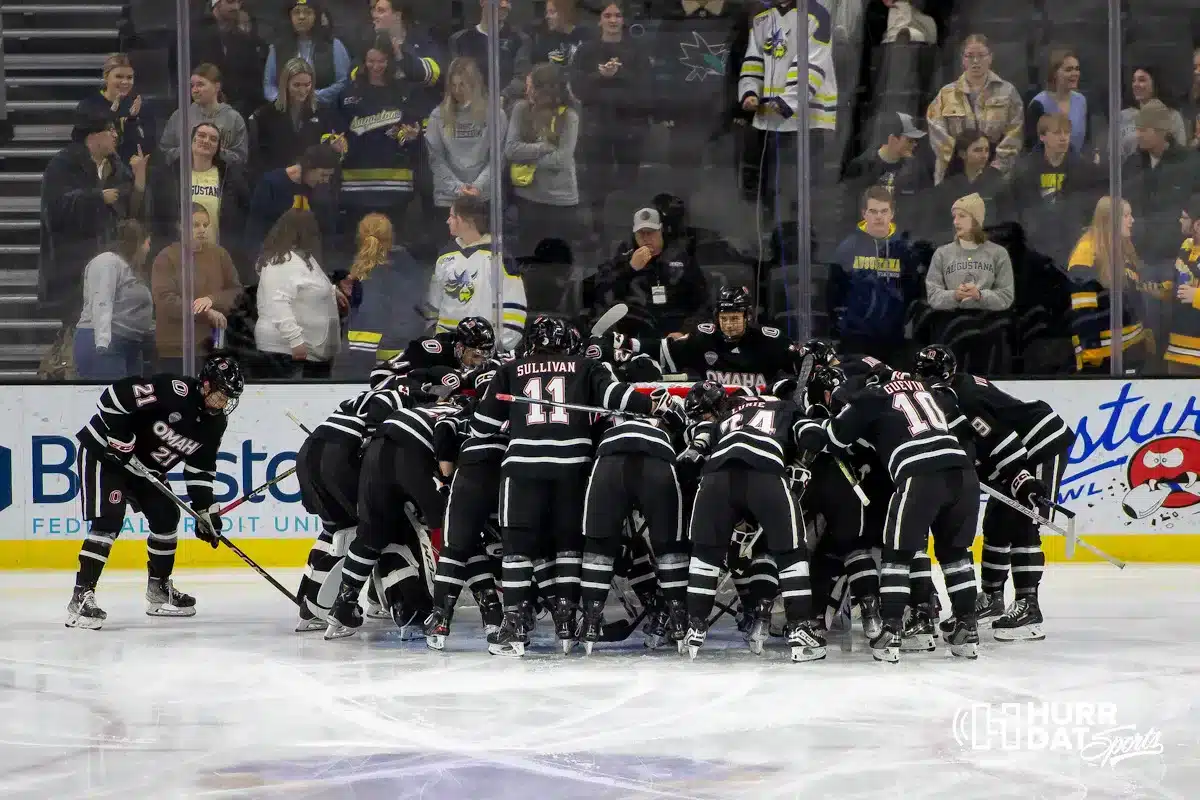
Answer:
253, 208, 342, 378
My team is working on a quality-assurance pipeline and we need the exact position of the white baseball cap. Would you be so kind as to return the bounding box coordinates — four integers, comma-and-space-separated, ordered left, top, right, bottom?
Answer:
633, 207, 662, 232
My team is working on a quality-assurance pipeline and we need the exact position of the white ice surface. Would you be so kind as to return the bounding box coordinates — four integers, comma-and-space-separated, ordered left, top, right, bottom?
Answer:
0, 566, 1197, 799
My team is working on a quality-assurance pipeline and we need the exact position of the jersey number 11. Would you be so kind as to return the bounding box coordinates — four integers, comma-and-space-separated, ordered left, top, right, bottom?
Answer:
523, 376, 569, 425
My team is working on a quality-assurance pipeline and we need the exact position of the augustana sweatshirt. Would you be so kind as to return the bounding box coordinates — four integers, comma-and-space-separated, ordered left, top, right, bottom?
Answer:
424, 103, 504, 207
926, 239, 1015, 311
77, 251, 154, 348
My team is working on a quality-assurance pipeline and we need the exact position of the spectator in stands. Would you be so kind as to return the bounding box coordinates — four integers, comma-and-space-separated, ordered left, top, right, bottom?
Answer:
1068, 196, 1150, 374
366, 0, 444, 87
828, 186, 922, 366
39, 111, 137, 330
425, 57, 503, 211
159, 63, 250, 168
926, 34, 1023, 183
245, 142, 339, 261
1167, 199, 1200, 373
505, 63, 581, 266
339, 212, 431, 377
1188, 48, 1200, 148
334, 35, 426, 251
1119, 65, 1187, 160
192, 0, 266, 119
532, 0, 592, 68
590, 207, 708, 339
571, 2, 650, 241
253, 208, 342, 378
147, 121, 252, 279
926, 193, 1014, 312
843, 111, 933, 236
249, 57, 343, 181
1009, 113, 1103, 266
928, 131, 1006, 236
75, 53, 149, 166
424, 195, 527, 351
1024, 48, 1088, 155
263, 0, 350, 108
73, 219, 154, 379
449, 0, 532, 109
151, 204, 242, 374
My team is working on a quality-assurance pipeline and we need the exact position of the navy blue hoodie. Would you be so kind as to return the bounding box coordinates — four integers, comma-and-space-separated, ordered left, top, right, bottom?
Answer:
827, 222, 921, 339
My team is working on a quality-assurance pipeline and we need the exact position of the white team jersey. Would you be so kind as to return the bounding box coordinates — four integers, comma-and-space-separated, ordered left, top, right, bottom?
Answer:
738, 1, 837, 132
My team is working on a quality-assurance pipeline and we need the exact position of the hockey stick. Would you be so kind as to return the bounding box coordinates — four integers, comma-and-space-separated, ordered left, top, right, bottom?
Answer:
979, 483, 1125, 569
833, 456, 870, 506
286, 410, 313, 436
590, 302, 629, 337
126, 460, 301, 606
403, 503, 438, 598
218, 467, 296, 515
495, 393, 655, 418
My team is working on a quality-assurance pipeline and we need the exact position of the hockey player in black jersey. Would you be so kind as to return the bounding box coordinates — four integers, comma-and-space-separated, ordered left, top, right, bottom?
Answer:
324, 397, 465, 640
67, 354, 244, 629
469, 315, 659, 657
625, 286, 803, 387
293, 380, 414, 631
683, 391, 829, 662
815, 365, 983, 662
577, 389, 692, 654
915, 345, 1071, 640
369, 316, 496, 387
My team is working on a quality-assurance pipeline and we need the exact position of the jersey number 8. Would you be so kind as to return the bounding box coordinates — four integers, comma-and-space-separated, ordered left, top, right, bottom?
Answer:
893, 390, 949, 436
523, 376, 569, 425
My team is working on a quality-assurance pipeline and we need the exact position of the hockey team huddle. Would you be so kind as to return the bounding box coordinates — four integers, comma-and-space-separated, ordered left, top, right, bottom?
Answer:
64, 286, 1074, 664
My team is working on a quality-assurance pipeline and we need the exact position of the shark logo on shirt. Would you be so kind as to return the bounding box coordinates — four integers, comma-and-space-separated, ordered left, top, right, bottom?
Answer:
678, 32, 727, 81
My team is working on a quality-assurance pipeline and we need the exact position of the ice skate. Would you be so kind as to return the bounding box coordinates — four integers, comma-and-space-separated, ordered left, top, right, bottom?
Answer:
390, 602, 427, 641
423, 599, 455, 650
947, 616, 979, 659
975, 589, 1004, 626
551, 598, 578, 654
785, 621, 827, 662
664, 600, 689, 654
578, 600, 605, 655
745, 598, 773, 655
684, 617, 708, 660
642, 606, 670, 650
364, 580, 389, 619
323, 585, 364, 640
992, 595, 1045, 641
294, 603, 326, 632
869, 624, 901, 663
859, 595, 883, 640
901, 604, 937, 652
66, 586, 106, 630
487, 607, 528, 657
145, 577, 196, 617
475, 589, 503, 636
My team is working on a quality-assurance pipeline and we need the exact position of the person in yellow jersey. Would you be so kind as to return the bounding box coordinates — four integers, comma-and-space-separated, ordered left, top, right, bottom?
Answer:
1165, 200, 1200, 374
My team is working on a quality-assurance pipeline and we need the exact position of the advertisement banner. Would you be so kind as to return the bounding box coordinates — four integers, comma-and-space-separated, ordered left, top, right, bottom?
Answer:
1, 379, 1198, 568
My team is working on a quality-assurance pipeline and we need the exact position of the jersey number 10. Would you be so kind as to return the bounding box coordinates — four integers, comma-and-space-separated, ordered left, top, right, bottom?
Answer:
523, 376, 569, 425
893, 390, 949, 436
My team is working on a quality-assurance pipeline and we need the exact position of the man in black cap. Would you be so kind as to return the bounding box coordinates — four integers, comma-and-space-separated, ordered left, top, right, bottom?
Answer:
39, 110, 137, 329
844, 111, 935, 237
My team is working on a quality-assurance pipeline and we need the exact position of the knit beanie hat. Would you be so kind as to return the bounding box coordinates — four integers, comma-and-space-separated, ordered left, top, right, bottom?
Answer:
952, 192, 986, 228
1134, 99, 1173, 132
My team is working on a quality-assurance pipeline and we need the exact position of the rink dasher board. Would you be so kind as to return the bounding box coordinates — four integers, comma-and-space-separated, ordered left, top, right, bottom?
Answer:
1, 379, 1199, 568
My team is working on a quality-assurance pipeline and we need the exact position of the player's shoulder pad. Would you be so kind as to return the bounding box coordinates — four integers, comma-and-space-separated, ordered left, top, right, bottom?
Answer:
695, 322, 716, 335
759, 325, 781, 339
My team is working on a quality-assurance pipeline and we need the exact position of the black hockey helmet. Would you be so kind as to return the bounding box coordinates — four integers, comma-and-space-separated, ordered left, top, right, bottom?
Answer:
521, 315, 573, 356
715, 285, 753, 341
684, 380, 727, 419
913, 344, 957, 384
454, 317, 495, 366
565, 321, 585, 355
807, 365, 847, 412
798, 338, 838, 368
198, 352, 244, 415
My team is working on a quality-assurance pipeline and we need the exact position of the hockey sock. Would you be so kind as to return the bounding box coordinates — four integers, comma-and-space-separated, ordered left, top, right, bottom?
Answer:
654, 550, 689, 608
626, 550, 657, 605
1010, 542, 1044, 597
879, 551, 914, 623
76, 527, 117, 588
377, 543, 424, 609
464, 554, 497, 599
940, 551, 978, 619
501, 554, 535, 611
298, 527, 338, 604
533, 557, 556, 609
580, 552, 615, 608
844, 549, 879, 601
554, 550, 583, 608
746, 553, 779, 607
809, 550, 842, 613
340, 541, 382, 600
146, 528, 178, 580
980, 540, 1011, 593
687, 544, 725, 621
776, 548, 812, 623
433, 546, 471, 609
909, 550, 934, 607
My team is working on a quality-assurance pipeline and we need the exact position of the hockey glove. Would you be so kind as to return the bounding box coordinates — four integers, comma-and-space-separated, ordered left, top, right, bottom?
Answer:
653, 393, 688, 432
192, 503, 222, 548
102, 435, 136, 468
1010, 469, 1049, 511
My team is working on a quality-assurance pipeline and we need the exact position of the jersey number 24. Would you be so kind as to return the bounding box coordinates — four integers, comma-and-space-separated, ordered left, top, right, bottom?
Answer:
893, 390, 949, 436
